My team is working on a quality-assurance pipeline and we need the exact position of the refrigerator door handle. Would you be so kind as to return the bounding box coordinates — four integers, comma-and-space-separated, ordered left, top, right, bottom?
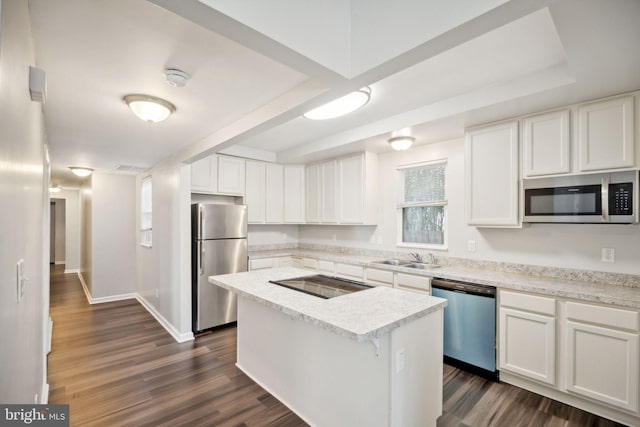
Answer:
199, 241, 205, 276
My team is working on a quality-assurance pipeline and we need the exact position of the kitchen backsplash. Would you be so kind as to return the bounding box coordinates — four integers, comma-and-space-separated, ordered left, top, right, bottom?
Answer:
248, 242, 640, 288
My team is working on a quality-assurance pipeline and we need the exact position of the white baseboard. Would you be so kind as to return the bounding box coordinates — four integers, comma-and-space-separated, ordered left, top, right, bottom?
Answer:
136, 294, 194, 343
54, 261, 65, 265
64, 268, 79, 274
77, 272, 136, 304
40, 382, 49, 404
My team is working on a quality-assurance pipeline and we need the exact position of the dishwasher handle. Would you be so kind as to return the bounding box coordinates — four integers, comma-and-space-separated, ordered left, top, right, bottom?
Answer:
432, 278, 496, 297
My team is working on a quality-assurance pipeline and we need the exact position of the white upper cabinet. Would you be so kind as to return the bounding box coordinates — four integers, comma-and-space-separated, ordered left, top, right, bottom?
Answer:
284, 165, 305, 223
245, 160, 266, 223
578, 95, 635, 172
305, 163, 321, 223
523, 110, 570, 177
338, 153, 378, 225
191, 154, 245, 196
305, 152, 379, 225
217, 155, 245, 195
465, 121, 520, 227
265, 163, 284, 223
190, 155, 218, 194
321, 160, 338, 223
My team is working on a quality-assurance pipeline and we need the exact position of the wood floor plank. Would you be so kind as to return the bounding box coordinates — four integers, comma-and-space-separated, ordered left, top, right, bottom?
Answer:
48, 265, 628, 427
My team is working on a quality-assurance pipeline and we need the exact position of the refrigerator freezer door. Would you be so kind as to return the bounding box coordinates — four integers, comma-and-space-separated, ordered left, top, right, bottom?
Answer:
194, 204, 247, 239
195, 238, 247, 331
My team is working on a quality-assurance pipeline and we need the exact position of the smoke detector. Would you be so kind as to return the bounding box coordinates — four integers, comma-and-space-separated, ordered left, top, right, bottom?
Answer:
163, 68, 190, 87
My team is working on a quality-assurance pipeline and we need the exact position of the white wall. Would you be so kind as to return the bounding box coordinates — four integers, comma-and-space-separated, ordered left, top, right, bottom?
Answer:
52, 198, 65, 264
299, 140, 640, 275
0, 0, 48, 403
80, 179, 93, 295
248, 225, 298, 247
136, 160, 192, 340
91, 173, 137, 299
55, 189, 81, 272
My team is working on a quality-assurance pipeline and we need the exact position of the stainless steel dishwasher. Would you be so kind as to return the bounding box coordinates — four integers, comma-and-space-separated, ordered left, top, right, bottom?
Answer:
431, 278, 497, 380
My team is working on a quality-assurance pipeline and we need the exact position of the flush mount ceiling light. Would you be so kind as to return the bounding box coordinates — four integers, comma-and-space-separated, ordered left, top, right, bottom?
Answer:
303, 87, 371, 120
388, 136, 415, 151
69, 166, 94, 177
49, 186, 61, 193
123, 94, 176, 123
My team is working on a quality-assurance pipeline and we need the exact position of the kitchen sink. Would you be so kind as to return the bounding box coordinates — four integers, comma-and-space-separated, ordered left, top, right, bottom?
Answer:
402, 263, 441, 270
372, 259, 410, 266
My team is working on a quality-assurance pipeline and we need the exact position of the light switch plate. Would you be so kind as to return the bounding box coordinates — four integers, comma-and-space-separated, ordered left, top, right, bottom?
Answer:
601, 248, 615, 263
16, 259, 24, 303
467, 240, 476, 252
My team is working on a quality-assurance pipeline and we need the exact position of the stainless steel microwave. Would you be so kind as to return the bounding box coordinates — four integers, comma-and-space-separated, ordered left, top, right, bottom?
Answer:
523, 171, 638, 224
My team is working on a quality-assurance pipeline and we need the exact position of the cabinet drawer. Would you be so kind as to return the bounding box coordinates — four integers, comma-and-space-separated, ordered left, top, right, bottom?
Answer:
396, 273, 430, 293
335, 263, 363, 280
278, 257, 293, 267
291, 257, 303, 268
249, 258, 276, 270
302, 258, 318, 270
500, 290, 556, 316
566, 301, 639, 332
365, 268, 394, 286
317, 260, 335, 274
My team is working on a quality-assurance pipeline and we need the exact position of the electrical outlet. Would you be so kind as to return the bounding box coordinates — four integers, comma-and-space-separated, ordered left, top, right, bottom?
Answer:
602, 248, 615, 263
396, 349, 405, 373
467, 240, 476, 252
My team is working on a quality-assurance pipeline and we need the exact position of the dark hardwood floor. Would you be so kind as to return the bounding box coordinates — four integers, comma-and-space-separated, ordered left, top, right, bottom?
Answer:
48, 265, 627, 427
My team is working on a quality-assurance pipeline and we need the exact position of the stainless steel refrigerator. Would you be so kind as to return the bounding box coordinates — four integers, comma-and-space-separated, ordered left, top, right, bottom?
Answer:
191, 203, 247, 333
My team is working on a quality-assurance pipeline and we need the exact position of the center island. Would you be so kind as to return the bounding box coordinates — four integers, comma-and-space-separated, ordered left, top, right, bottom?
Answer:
210, 267, 447, 427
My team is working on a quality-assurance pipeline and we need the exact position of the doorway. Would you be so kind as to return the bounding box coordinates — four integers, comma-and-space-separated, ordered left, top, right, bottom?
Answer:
50, 198, 66, 266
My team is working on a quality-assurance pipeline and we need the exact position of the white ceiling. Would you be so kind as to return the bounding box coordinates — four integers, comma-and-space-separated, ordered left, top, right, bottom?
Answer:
29, 0, 640, 186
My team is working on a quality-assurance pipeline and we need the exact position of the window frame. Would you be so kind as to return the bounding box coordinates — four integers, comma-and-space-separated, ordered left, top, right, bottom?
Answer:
396, 159, 448, 250
140, 175, 152, 248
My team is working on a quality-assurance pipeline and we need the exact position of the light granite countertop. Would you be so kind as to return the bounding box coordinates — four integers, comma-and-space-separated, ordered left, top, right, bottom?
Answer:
248, 249, 640, 309
209, 267, 447, 342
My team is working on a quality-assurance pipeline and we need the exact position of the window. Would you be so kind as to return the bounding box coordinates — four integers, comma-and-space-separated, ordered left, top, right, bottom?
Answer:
140, 176, 152, 246
397, 160, 447, 248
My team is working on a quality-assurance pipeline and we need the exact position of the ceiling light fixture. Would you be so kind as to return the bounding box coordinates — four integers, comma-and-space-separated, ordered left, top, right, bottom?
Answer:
303, 87, 371, 120
123, 94, 176, 123
388, 136, 415, 151
69, 166, 94, 177
49, 186, 61, 193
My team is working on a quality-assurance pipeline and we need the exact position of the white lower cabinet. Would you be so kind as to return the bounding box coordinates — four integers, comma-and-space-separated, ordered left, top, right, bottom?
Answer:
302, 258, 318, 271
249, 256, 293, 270
334, 263, 363, 281
317, 260, 335, 275
499, 290, 556, 385
396, 273, 430, 294
564, 302, 639, 413
365, 268, 394, 287
499, 289, 640, 422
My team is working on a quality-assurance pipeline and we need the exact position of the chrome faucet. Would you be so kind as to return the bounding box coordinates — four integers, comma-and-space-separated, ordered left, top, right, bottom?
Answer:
409, 252, 423, 263
428, 253, 436, 265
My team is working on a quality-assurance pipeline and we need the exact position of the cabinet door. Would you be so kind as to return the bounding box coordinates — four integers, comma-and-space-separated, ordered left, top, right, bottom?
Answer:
265, 163, 284, 223
523, 110, 570, 177
499, 308, 555, 385
465, 121, 520, 227
191, 155, 217, 193
284, 165, 305, 223
218, 156, 245, 195
578, 96, 634, 171
305, 164, 321, 223
249, 257, 276, 270
338, 154, 365, 224
245, 161, 266, 223
565, 321, 639, 412
321, 160, 337, 223
365, 268, 394, 287
334, 263, 363, 281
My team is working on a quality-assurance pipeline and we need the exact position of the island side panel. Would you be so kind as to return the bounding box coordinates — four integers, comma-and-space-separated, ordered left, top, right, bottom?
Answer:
236, 297, 391, 427
390, 310, 444, 427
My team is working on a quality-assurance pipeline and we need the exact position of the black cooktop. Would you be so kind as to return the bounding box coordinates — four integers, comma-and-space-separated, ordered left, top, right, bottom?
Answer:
269, 274, 373, 299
